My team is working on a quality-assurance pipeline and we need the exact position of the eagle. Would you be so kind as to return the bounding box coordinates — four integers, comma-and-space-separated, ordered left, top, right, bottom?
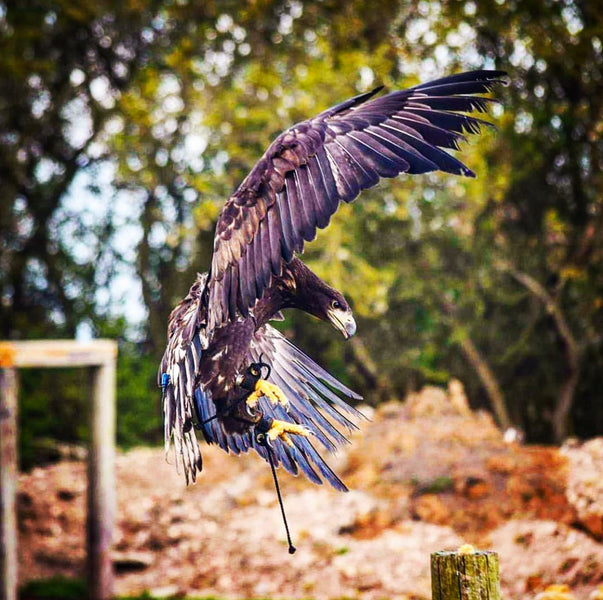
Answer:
159, 69, 505, 491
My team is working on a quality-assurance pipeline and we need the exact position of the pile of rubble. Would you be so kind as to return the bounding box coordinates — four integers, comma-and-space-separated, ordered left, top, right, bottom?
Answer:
17, 383, 603, 599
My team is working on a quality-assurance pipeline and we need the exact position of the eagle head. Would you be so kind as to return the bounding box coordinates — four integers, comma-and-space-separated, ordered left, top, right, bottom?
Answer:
324, 293, 357, 339
305, 287, 356, 339
284, 258, 357, 339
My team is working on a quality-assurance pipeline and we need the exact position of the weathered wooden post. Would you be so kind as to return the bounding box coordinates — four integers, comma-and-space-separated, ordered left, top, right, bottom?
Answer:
431, 546, 500, 600
1, 367, 19, 600
87, 355, 117, 600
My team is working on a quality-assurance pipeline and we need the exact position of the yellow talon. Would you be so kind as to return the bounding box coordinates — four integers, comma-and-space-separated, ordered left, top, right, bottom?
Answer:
246, 379, 288, 409
266, 419, 311, 447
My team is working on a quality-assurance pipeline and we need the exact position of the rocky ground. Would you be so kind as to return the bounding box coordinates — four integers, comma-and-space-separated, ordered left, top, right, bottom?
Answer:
17, 384, 603, 599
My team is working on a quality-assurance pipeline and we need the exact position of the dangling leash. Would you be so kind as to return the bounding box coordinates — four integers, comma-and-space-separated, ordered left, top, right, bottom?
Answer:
256, 423, 296, 554
236, 360, 296, 553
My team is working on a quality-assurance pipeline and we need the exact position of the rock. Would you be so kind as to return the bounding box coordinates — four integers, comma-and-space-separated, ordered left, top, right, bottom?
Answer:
14, 394, 603, 600
562, 438, 603, 538
407, 386, 449, 417
589, 585, 603, 600
461, 476, 492, 500
57, 489, 77, 501
448, 379, 471, 416
57, 443, 88, 461
490, 520, 603, 598
486, 454, 517, 474
411, 494, 451, 525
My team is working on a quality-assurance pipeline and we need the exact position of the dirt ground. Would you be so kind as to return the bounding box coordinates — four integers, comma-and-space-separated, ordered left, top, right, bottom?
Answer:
17, 384, 603, 599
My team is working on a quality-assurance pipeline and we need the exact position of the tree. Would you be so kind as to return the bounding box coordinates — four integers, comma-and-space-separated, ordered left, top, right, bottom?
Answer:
3, 0, 601, 451
447, 0, 602, 440
0, 1, 167, 338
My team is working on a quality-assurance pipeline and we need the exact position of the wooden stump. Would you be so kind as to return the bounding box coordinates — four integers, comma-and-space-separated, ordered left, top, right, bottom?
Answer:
431, 548, 500, 600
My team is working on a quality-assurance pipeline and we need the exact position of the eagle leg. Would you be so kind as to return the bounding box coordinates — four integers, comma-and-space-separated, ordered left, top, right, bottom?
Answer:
265, 419, 311, 448
246, 379, 289, 409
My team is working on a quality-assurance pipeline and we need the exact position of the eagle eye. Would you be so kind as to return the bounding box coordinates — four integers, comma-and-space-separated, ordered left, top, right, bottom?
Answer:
331, 300, 341, 310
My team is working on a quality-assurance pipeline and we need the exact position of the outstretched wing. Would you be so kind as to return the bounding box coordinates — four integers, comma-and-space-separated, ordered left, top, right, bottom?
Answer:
207, 69, 506, 328
195, 324, 364, 491
159, 273, 208, 484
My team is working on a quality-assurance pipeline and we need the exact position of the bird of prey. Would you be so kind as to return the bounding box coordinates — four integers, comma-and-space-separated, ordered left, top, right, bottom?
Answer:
160, 69, 505, 491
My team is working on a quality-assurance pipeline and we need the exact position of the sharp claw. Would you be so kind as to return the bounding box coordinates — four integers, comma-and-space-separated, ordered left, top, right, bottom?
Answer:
265, 419, 311, 446
251, 379, 289, 407
245, 391, 259, 409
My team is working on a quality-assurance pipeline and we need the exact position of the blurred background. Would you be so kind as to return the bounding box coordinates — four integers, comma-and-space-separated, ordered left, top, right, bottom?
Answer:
2, 1, 602, 598
1, 0, 600, 465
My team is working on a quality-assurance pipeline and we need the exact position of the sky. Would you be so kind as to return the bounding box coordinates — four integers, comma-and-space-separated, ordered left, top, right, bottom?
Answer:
63, 163, 147, 339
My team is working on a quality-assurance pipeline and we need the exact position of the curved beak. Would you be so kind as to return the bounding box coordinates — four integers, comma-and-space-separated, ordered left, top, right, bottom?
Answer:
327, 308, 357, 339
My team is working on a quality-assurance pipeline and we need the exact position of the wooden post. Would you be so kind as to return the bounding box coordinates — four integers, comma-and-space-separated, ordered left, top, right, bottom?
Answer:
1, 368, 18, 600
0, 340, 117, 600
431, 548, 500, 600
87, 360, 116, 600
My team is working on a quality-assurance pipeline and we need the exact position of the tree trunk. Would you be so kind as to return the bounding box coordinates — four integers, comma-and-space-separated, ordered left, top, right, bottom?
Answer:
553, 363, 580, 443
458, 336, 512, 430
498, 263, 581, 442
441, 300, 511, 430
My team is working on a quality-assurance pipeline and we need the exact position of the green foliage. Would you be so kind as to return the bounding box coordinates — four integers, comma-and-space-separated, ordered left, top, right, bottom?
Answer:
19, 576, 87, 600
115, 343, 163, 448
19, 368, 91, 471
19, 575, 227, 600
2, 0, 602, 452
416, 476, 455, 494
